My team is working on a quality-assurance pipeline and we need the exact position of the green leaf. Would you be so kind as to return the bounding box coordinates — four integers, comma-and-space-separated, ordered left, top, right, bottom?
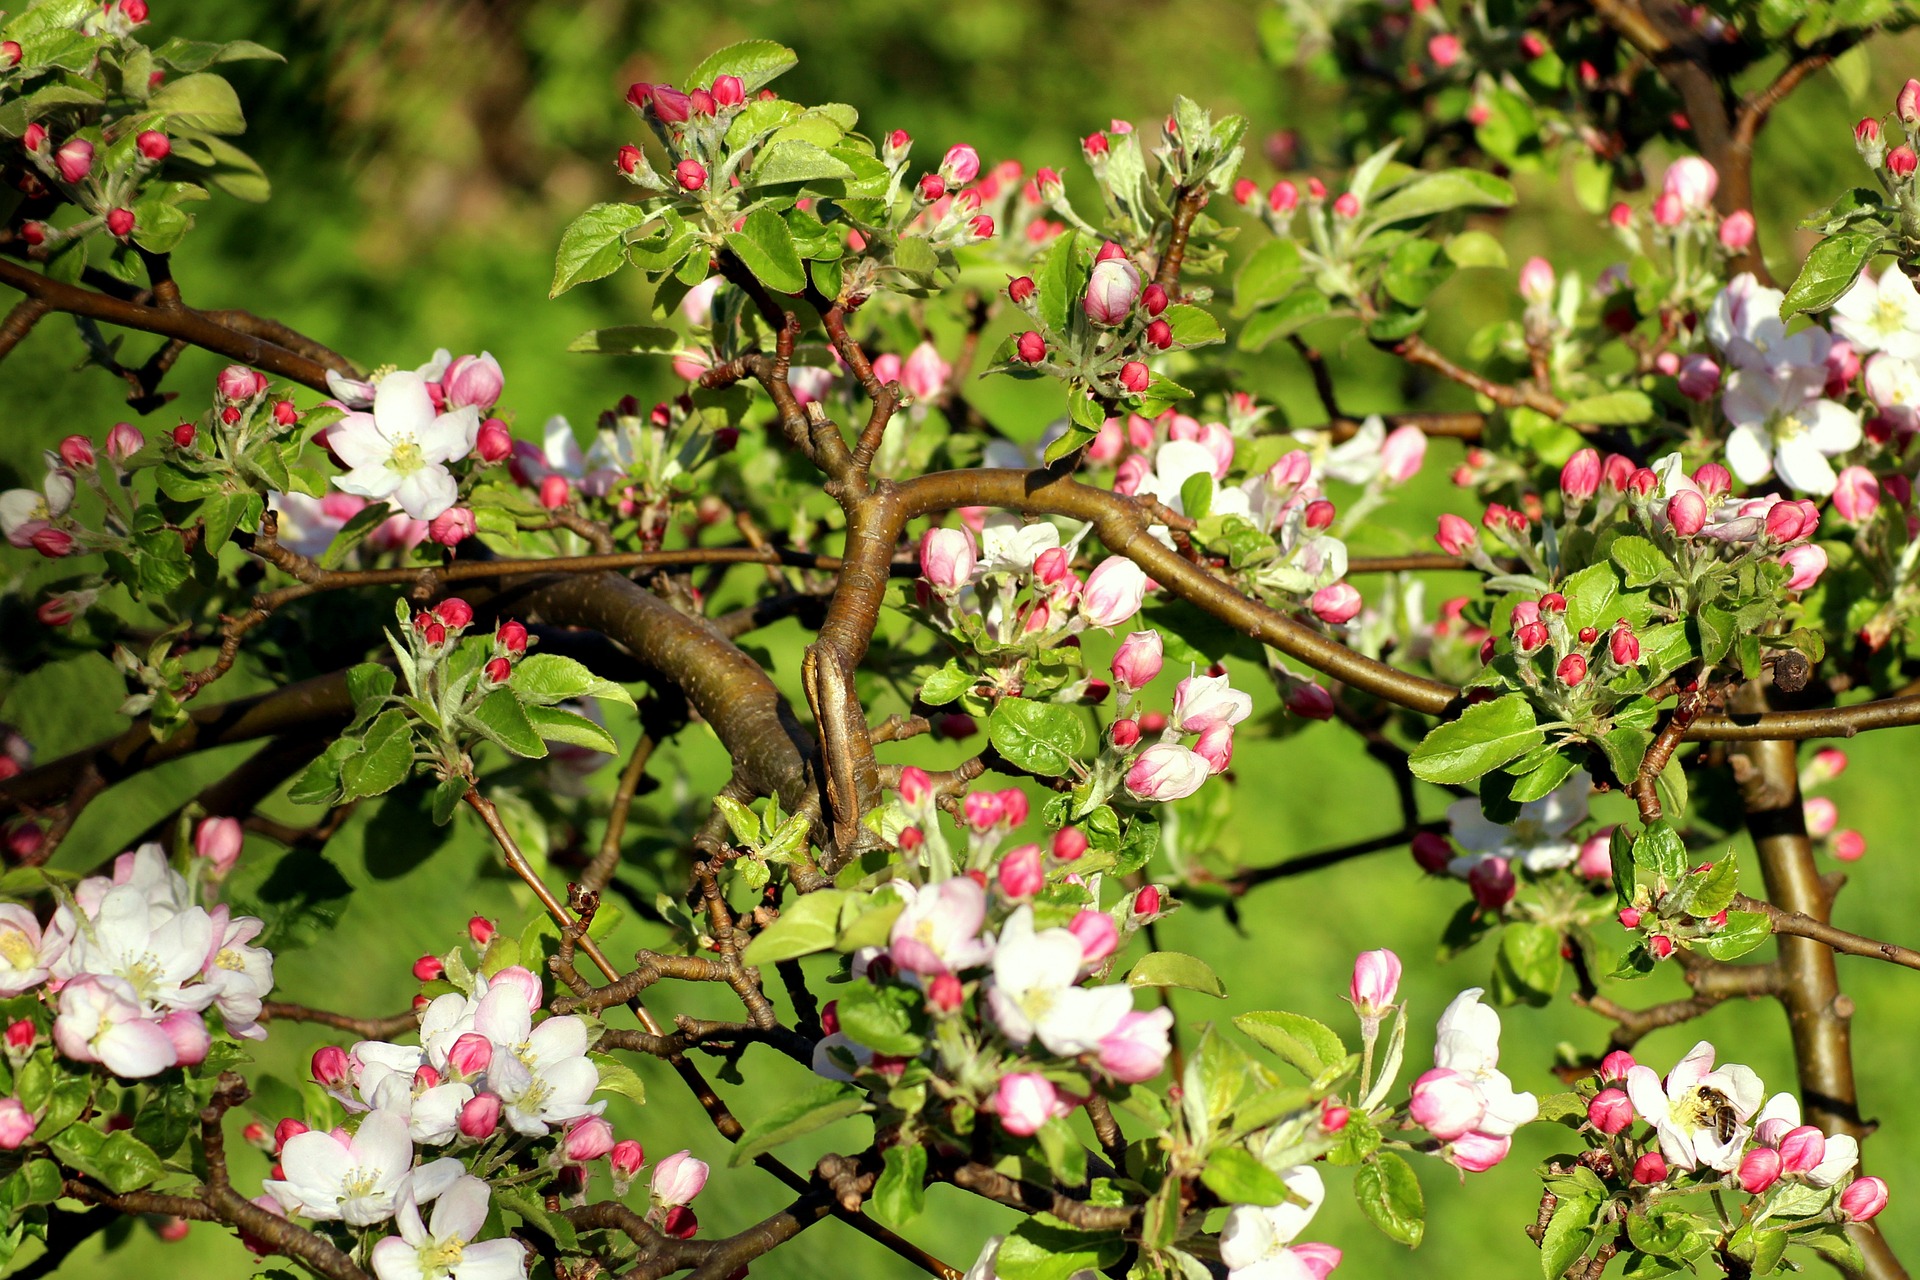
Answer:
1562, 391, 1654, 425
464, 689, 548, 759
1239, 289, 1330, 351
51, 1127, 165, 1194
550, 203, 649, 297
1781, 231, 1882, 318
150, 72, 246, 134
1199, 1147, 1291, 1206
1233, 239, 1302, 316
1354, 1152, 1425, 1247
509, 653, 635, 708
724, 208, 808, 296
1507, 749, 1577, 803
1633, 822, 1689, 884
1444, 230, 1508, 269
1697, 910, 1770, 961
749, 138, 856, 186
1128, 951, 1225, 997
1234, 1010, 1347, 1079
1408, 694, 1543, 785
498, 1186, 578, 1252
588, 1053, 647, 1105
1496, 922, 1563, 1005
567, 325, 680, 355
1033, 229, 1085, 337
149, 37, 285, 72
690, 40, 798, 94
988, 696, 1086, 777
741, 890, 852, 965
1160, 303, 1224, 347
1363, 170, 1514, 228
1180, 471, 1214, 521
995, 1220, 1126, 1280
870, 1142, 927, 1227
1561, 562, 1628, 637
728, 1082, 869, 1166
836, 981, 924, 1055
339, 709, 412, 801
1609, 535, 1671, 589
1541, 1195, 1600, 1279
524, 705, 618, 754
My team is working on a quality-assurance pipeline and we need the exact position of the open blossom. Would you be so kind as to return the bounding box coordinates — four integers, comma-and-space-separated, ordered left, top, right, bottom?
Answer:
1831, 263, 1920, 359
269, 1110, 460, 1225
0, 905, 56, 995
1445, 770, 1589, 875
330, 372, 478, 521
1431, 989, 1538, 1137
1626, 1040, 1764, 1172
889, 878, 995, 975
53, 976, 177, 1078
371, 1176, 526, 1280
1171, 672, 1252, 733
1220, 1166, 1340, 1280
0, 462, 76, 550
988, 907, 1133, 1056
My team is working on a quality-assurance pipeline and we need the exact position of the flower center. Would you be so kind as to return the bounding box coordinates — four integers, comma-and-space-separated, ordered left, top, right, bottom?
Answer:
420, 1237, 465, 1275
1673, 1085, 1734, 1137
0, 930, 34, 970
341, 1167, 383, 1202
214, 947, 247, 972
1510, 818, 1545, 844
122, 954, 164, 1001
387, 439, 426, 475
1875, 296, 1908, 335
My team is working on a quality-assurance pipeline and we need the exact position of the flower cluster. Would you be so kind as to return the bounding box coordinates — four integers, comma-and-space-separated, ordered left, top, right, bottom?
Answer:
325, 349, 502, 522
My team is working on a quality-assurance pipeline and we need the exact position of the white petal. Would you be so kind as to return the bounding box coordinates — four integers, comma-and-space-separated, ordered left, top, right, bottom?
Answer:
391, 466, 458, 521
457, 1239, 529, 1280
1772, 435, 1837, 496
430, 1176, 491, 1243
374, 372, 438, 440
524, 1015, 588, 1065
1723, 425, 1774, 484
1803, 400, 1862, 454
333, 469, 402, 502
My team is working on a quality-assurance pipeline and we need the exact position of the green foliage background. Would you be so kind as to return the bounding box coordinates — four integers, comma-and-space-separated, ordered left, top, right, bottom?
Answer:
1, 1, 1915, 1275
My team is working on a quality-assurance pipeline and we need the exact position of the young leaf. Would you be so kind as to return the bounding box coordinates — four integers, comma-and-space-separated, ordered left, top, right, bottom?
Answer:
551, 203, 650, 297
463, 689, 548, 759
740, 890, 851, 966
1128, 951, 1226, 997
724, 208, 808, 295
509, 653, 635, 708
690, 40, 799, 94
870, 1142, 928, 1226
1408, 694, 1543, 785
1234, 1010, 1347, 1078
1354, 1151, 1425, 1247
988, 697, 1087, 777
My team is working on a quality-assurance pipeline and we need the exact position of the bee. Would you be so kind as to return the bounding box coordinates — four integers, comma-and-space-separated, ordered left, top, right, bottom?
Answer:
1695, 1087, 1740, 1145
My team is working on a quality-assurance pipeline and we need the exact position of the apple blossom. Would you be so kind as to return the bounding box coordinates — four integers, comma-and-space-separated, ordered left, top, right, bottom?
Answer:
918, 526, 976, 595
1411, 1067, 1486, 1140
1435, 513, 1476, 555
996, 844, 1044, 899
1124, 743, 1212, 802
889, 877, 995, 975
1171, 672, 1252, 733
0, 905, 55, 995
1446, 1131, 1513, 1173
1446, 770, 1590, 875
1081, 557, 1148, 627
1310, 583, 1363, 625
1780, 544, 1828, 591
370, 1176, 525, 1280
1084, 252, 1142, 326
1589, 1088, 1633, 1135
1111, 630, 1164, 689
1626, 1040, 1764, 1172
54, 976, 178, 1078
0, 1100, 33, 1150
1431, 989, 1537, 1135
1832, 263, 1920, 359
650, 1149, 710, 1206
194, 816, 244, 875
1219, 1166, 1329, 1279
1842, 1176, 1889, 1221
330, 372, 478, 520
54, 138, 93, 183
1348, 949, 1401, 1016
988, 907, 1133, 1056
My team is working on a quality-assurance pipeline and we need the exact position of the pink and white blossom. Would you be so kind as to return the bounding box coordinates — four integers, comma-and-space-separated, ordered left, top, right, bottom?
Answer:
1831, 263, 1920, 359
1124, 743, 1212, 802
370, 1176, 526, 1280
889, 877, 995, 975
987, 907, 1133, 1056
1445, 771, 1590, 875
1625, 1040, 1764, 1172
53, 975, 177, 1078
330, 372, 477, 521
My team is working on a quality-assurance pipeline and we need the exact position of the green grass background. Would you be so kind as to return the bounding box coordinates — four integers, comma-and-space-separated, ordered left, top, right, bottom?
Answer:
0, 1, 1914, 1275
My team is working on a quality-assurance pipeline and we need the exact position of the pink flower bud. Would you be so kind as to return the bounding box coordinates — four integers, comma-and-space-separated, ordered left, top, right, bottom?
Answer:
1469, 857, 1516, 909
1560, 449, 1601, 502
216, 365, 267, 402
1109, 718, 1141, 748
134, 129, 172, 162
1015, 331, 1047, 363
1411, 831, 1452, 873
1118, 361, 1149, 393
1891, 145, 1919, 179
1514, 621, 1549, 652
1606, 625, 1639, 669
3, 1021, 32, 1054
1619, 907, 1643, 929
997, 788, 1029, 828
54, 139, 93, 183
20, 123, 44, 152
1007, 276, 1036, 306
1662, 157, 1719, 213
1310, 582, 1363, 625
0, 42, 19, 69
442, 354, 503, 410
923, 973, 964, 1013
1557, 654, 1588, 686
412, 955, 444, 982
311, 1046, 351, 1087
1287, 682, 1335, 720
1193, 724, 1234, 774
1719, 210, 1755, 250
1268, 180, 1299, 213
650, 1150, 710, 1206
1648, 934, 1675, 959
538, 474, 571, 510
967, 213, 995, 239
1858, 117, 1883, 148
711, 74, 745, 108
675, 159, 707, 191
1125, 742, 1212, 803
105, 422, 144, 462
962, 791, 1007, 832
1332, 192, 1360, 218
1633, 1153, 1668, 1184
458, 1092, 502, 1141
610, 1139, 645, 1179
57, 435, 95, 469
997, 844, 1045, 899
475, 418, 512, 462
1104, 632, 1164, 695
1651, 192, 1685, 226
1902, 78, 1920, 126
1598, 1050, 1637, 1082
1429, 33, 1462, 67
485, 657, 512, 684
1349, 949, 1401, 1014
1675, 355, 1721, 402
1842, 1176, 1889, 1222
563, 1116, 616, 1163
1780, 544, 1828, 592
447, 1032, 493, 1078
1084, 254, 1143, 326
615, 144, 641, 175
468, 916, 496, 946
1834, 829, 1866, 861
1068, 909, 1119, 964
428, 506, 476, 547
1082, 557, 1148, 627
1588, 1088, 1633, 1135
1803, 796, 1839, 838
1779, 1125, 1826, 1173
1448, 1131, 1511, 1174
1142, 284, 1169, 318
941, 144, 980, 184
1666, 490, 1706, 536
1379, 425, 1427, 484
1143, 318, 1174, 350
1735, 1146, 1782, 1195
917, 172, 945, 201
194, 816, 244, 875
1052, 827, 1088, 863
1411, 1067, 1486, 1140
919, 526, 977, 594
1518, 256, 1555, 307
1435, 512, 1477, 556
651, 85, 691, 122
1539, 592, 1566, 614
1833, 466, 1880, 522
1809, 747, 1849, 782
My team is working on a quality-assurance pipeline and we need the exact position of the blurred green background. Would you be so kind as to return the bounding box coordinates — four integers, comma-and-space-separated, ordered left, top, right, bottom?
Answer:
1, 0, 1915, 1276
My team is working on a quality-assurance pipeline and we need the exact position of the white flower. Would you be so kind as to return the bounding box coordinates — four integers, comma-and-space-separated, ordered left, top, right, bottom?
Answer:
1446, 771, 1590, 875
888, 877, 996, 975
330, 371, 477, 521
0, 457, 75, 548
1831, 264, 1920, 359
1625, 1040, 1763, 1172
1864, 354, 1920, 433
0, 904, 58, 994
1751, 1093, 1859, 1186
199, 906, 275, 1040
1722, 357, 1861, 495
268, 491, 368, 559
1705, 274, 1828, 373
267, 1109, 417, 1225
52, 975, 177, 1078
372, 1176, 527, 1280
466, 997, 602, 1137
54, 883, 217, 1014
1134, 440, 1251, 521
1431, 989, 1538, 1135
1319, 415, 1387, 485
987, 907, 1133, 1056
1220, 1166, 1336, 1280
